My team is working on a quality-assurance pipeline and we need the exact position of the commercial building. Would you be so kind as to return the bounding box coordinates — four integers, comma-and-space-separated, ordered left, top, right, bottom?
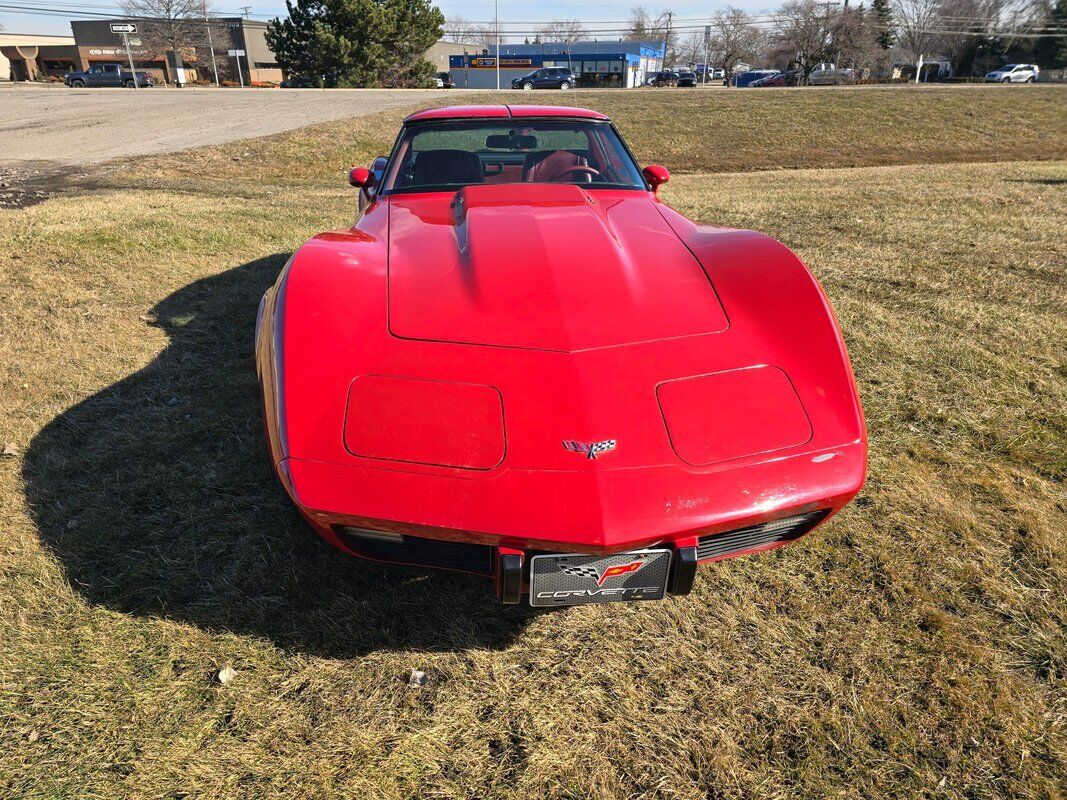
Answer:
425, 40, 482, 75
1, 17, 280, 84
4, 20, 480, 86
221, 18, 283, 83
449, 40, 665, 89
1, 31, 77, 81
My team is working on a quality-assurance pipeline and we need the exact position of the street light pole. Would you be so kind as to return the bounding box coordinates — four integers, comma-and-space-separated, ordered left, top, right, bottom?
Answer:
494, 0, 500, 90
122, 30, 139, 88
662, 10, 673, 68
203, 0, 219, 86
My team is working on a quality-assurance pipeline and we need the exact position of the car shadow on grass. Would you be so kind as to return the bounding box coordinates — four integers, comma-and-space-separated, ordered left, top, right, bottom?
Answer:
21, 254, 538, 658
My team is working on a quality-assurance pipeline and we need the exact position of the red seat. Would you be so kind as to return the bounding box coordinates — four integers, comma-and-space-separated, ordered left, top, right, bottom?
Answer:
522, 150, 589, 182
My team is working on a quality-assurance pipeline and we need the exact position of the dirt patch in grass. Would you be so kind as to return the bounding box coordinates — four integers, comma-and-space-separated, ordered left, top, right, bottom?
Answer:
0, 95, 1064, 799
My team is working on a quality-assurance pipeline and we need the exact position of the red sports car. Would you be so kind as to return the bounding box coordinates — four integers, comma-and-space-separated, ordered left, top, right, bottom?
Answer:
256, 105, 866, 607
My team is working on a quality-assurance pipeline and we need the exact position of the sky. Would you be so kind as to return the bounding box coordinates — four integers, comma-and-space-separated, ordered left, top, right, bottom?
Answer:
0, 0, 771, 39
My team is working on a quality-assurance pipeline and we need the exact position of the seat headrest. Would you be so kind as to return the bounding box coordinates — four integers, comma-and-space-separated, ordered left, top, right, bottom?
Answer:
412, 149, 484, 186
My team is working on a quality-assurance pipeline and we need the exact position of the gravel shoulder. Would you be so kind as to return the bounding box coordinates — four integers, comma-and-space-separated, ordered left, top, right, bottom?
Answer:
0, 86, 468, 165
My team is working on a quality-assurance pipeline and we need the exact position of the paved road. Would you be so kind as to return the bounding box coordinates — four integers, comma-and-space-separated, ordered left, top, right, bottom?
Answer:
0, 86, 472, 164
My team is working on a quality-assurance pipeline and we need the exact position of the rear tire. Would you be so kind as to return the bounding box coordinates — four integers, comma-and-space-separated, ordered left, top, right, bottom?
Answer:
125, 79, 135, 88
71, 79, 85, 88
522, 82, 533, 90
559, 81, 571, 90
1002, 77, 1011, 83
1026, 76, 1035, 83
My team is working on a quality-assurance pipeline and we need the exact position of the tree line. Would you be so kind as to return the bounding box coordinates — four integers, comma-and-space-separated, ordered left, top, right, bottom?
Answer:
447, 0, 1066, 81
114, 0, 1066, 87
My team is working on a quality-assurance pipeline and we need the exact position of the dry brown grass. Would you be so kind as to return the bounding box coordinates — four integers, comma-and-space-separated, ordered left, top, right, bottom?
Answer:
133, 84, 1067, 189
0, 89, 1064, 799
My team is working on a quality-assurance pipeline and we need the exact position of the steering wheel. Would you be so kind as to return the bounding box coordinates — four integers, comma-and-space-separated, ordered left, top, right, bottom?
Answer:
552, 165, 601, 181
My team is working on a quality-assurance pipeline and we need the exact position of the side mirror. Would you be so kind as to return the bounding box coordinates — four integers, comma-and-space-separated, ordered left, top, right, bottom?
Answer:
349, 166, 376, 210
349, 167, 374, 189
642, 164, 670, 195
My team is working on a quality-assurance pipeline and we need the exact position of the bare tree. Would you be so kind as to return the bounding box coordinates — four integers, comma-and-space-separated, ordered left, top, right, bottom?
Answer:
442, 15, 474, 43
627, 6, 657, 39
467, 25, 500, 49
120, 0, 232, 79
892, 0, 941, 55
708, 7, 765, 80
675, 30, 706, 66
534, 19, 588, 43
626, 6, 683, 63
832, 5, 886, 72
772, 0, 835, 79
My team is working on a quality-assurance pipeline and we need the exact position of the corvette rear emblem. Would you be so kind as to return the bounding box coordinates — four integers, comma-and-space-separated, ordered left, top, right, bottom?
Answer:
562, 439, 616, 459
558, 559, 647, 586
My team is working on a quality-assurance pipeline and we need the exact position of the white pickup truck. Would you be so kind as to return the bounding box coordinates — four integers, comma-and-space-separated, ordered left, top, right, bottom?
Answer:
808, 63, 856, 86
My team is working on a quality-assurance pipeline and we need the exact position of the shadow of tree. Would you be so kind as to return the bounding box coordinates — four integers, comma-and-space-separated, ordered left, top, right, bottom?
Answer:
22, 254, 537, 658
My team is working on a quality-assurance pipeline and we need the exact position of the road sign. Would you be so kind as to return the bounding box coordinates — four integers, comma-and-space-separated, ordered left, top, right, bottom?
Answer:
228, 49, 246, 87
110, 23, 137, 33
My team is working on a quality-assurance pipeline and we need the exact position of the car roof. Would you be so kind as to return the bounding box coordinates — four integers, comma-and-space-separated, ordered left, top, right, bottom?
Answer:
405, 105, 610, 122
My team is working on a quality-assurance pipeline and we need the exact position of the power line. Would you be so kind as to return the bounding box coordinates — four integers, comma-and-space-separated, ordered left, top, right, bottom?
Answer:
1, 1, 1063, 36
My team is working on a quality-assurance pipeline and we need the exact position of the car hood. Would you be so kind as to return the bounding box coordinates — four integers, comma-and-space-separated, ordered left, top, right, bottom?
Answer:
386, 184, 728, 352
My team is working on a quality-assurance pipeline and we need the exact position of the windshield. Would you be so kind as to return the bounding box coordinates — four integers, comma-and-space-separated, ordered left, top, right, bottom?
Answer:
381, 119, 646, 194
998, 64, 1018, 70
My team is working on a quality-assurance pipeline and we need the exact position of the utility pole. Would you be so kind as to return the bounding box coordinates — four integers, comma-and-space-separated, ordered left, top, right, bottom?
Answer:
494, 0, 500, 90
702, 24, 709, 86
240, 5, 251, 18
662, 11, 673, 68
203, 0, 219, 86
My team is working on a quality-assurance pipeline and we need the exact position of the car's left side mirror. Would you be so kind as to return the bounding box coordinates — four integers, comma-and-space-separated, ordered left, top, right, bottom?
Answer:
642, 164, 670, 195
349, 166, 377, 210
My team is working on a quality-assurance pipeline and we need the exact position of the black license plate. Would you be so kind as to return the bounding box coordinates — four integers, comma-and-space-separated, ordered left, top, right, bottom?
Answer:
529, 549, 672, 607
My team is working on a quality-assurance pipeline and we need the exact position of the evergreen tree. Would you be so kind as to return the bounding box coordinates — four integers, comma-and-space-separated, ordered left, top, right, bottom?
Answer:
1033, 0, 1067, 67
267, 0, 444, 87
871, 0, 894, 49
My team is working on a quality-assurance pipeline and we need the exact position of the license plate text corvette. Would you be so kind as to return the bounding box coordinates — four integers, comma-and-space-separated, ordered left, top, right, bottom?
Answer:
529, 550, 672, 607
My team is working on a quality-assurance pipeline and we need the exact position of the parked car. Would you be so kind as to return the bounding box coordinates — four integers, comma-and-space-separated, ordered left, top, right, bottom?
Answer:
511, 67, 574, 90
711, 68, 726, 83
257, 104, 867, 606
64, 63, 153, 88
435, 71, 454, 88
733, 69, 779, 87
808, 63, 856, 85
750, 69, 800, 88
649, 70, 680, 87
676, 71, 698, 87
985, 63, 1039, 83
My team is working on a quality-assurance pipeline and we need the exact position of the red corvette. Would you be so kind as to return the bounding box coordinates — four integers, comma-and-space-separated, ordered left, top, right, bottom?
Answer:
256, 105, 866, 607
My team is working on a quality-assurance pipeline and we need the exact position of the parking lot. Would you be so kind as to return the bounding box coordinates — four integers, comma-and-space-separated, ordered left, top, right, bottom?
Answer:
0, 85, 466, 164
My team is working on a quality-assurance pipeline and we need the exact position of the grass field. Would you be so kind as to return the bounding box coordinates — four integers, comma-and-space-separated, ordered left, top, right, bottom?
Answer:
1, 86, 1065, 799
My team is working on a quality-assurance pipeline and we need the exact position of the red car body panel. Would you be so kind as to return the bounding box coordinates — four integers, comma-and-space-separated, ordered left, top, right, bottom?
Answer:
405, 105, 608, 122
256, 106, 866, 598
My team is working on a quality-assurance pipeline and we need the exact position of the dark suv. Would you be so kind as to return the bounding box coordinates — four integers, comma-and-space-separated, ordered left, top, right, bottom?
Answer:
511, 67, 574, 90
649, 70, 679, 87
